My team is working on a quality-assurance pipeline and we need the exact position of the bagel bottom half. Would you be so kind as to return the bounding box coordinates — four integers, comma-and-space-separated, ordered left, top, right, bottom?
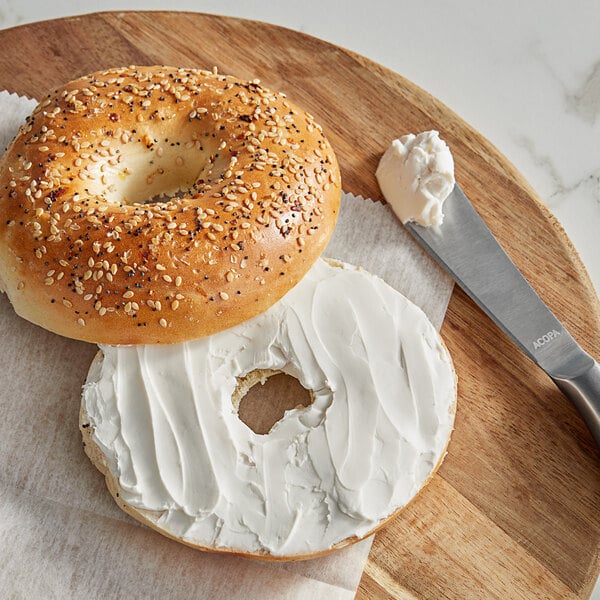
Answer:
80, 258, 456, 561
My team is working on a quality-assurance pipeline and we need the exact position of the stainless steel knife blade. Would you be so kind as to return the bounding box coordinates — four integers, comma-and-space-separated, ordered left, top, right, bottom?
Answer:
405, 184, 600, 446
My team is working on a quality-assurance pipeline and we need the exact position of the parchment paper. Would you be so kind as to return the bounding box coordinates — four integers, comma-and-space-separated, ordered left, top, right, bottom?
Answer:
0, 91, 453, 599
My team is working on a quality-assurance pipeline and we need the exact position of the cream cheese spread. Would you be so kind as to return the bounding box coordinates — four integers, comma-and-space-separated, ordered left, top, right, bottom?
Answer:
82, 259, 456, 556
376, 130, 455, 227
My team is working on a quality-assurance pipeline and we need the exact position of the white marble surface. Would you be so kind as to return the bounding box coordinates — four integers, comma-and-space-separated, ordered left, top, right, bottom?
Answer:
0, 0, 598, 597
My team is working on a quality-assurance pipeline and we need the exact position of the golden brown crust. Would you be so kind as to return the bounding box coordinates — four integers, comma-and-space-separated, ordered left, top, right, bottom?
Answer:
0, 66, 341, 344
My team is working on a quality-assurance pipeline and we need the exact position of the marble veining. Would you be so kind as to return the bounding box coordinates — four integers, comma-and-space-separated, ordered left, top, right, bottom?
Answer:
567, 61, 600, 125
515, 135, 600, 206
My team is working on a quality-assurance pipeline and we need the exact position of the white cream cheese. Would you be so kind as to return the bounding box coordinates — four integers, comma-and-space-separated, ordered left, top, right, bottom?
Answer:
376, 130, 455, 227
82, 259, 456, 556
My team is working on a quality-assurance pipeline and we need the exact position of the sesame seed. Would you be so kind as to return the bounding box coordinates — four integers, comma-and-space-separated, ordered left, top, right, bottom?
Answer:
171, 300, 179, 310
219, 291, 229, 300
159, 318, 168, 328
77, 318, 86, 326
123, 290, 134, 299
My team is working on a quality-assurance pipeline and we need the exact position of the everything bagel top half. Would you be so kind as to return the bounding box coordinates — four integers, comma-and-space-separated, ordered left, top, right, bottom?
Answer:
0, 66, 341, 344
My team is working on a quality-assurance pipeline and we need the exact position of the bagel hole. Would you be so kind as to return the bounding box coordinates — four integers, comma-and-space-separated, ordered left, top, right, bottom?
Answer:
92, 139, 215, 206
234, 370, 313, 435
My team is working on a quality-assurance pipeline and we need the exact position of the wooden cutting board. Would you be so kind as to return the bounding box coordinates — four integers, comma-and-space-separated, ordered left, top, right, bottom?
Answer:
1, 11, 598, 599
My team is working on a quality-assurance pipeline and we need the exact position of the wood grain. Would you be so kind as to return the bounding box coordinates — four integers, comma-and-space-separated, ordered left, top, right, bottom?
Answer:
0, 11, 598, 599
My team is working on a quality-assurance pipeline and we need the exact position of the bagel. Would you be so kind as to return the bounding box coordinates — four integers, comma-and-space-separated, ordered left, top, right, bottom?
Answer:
0, 66, 341, 344
81, 258, 456, 560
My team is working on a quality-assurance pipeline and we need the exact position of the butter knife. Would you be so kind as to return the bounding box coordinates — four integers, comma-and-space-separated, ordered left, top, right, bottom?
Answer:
405, 184, 600, 446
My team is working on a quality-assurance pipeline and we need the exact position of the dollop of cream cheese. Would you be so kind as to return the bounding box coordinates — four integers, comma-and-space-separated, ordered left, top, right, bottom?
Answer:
376, 130, 455, 227
82, 259, 456, 556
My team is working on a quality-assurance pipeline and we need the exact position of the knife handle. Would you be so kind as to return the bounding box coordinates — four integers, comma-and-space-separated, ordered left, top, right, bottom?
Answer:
551, 360, 600, 448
